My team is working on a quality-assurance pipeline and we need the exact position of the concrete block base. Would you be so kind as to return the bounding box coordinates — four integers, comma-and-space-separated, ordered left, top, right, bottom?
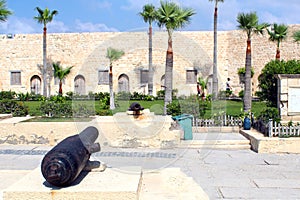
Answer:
3, 167, 142, 200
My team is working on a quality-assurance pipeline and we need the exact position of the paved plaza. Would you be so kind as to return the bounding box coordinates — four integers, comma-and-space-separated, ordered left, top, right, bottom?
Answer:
0, 137, 300, 199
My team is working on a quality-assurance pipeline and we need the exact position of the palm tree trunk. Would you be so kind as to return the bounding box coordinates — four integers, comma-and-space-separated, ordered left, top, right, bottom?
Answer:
109, 64, 115, 110
163, 35, 173, 115
276, 47, 280, 60
42, 26, 48, 97
243, 38, 252, 112
212, 2, 219, 100
148, 25, 154, 96
59, 80, 63, 96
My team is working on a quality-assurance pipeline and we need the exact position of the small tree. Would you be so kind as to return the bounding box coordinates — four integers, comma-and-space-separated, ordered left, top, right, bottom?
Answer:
258, 60, 300, 107
237, 12, 269, 112
267, 23, 288, 60
52, 62, 73, 96
34, 7, 58, 97
293, 30, 300, 42
156, 1, 195, 115
139, 4, 157, 96
106, 47, 124, 110
209, 0, 224, 100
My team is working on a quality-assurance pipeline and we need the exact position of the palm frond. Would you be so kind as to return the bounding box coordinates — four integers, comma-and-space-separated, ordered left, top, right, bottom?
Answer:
139, 4, 156, 25
106, 47, 125, 63
0, 0, 12, 22
156, 1, 195, 31
293, 31, 300, 42
34, 7, 58, 25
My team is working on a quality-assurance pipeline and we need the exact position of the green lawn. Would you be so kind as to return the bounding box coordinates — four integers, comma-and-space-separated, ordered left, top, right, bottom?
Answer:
23, 99, 267, 118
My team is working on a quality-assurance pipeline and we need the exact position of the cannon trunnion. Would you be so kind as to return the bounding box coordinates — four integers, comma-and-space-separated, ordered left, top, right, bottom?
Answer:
41, 126, 100, 187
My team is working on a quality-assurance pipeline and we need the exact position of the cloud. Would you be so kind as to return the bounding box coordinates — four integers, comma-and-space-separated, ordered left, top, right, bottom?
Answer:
74, 20, 118, 32
96, 0, 112, 9
85, 0, 112, 11
48, 20, 69, 33
0, 17, 36, 34
121, 0, 159, 11
218, 20, 236, 31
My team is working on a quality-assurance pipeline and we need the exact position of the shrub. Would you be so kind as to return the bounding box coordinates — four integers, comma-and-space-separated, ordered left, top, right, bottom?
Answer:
96, 109, 112, 116
238, 90, 244, 98
49, 95, 67, 103
166, 101, 181, 116
258, 60, 300, 107
116, 91, 131, 100
99, 95, 110, 109
94, 92, 109, 101
166, 95, 208, 117
65, 91, 73, 100
39, 101, 71, 117
257, 107, 280, 123
72, 103, 95, 117
0, 100, 28, 116
156, 90, 165, 100
0, 90, 16, 100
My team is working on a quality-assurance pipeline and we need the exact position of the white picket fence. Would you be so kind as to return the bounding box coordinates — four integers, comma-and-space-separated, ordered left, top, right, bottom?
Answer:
193, 114, 243, 127
268, 119, 300, 137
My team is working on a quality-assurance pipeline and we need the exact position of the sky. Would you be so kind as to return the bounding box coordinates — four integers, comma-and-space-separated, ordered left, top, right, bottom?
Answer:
1, 0, 300, 34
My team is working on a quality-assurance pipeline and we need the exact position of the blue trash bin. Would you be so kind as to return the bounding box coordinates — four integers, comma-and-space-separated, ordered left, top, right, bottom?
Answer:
243, 117, 251, 130
172, 114, 193, 140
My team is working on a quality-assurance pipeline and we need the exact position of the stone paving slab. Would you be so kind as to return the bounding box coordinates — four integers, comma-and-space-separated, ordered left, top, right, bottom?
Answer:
139, 168, 209, 200
219, 187, 300, 199
253, 178, 300, 189
3, 167, 142, 200
0, 117, 33, 124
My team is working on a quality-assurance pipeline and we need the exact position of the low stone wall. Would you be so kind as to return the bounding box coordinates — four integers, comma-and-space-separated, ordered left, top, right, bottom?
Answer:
192, 126, 240, 133
0, 114, 180, 148
240, 129, 300, 153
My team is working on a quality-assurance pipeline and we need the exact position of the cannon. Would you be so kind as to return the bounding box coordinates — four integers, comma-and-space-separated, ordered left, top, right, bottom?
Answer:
41, 126, 101, 187
128, 102, 144, 115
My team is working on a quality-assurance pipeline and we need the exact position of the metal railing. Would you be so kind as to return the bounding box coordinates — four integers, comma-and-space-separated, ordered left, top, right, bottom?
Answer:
193, 114, 243, 127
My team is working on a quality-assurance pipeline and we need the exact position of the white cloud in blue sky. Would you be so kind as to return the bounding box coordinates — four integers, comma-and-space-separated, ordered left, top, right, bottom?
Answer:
1, 0, 300, 34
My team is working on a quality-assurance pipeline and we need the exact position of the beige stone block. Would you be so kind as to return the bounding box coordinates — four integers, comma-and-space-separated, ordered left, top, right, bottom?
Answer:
3, 167, 141, 200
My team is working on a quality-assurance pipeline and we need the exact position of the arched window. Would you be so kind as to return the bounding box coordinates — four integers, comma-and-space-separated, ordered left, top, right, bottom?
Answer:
118, 74, 129, 92
30, 75, 41, 94
74, 75, 85, 95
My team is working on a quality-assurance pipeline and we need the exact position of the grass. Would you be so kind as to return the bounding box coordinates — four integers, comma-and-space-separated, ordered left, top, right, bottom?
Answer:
23, 99, 267, 121
207, 100, 267, 117
24, 117, 94, 122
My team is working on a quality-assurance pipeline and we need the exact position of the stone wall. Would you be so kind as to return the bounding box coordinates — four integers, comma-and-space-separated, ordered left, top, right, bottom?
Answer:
1, 25, 300, 96
277, 74, 300, 121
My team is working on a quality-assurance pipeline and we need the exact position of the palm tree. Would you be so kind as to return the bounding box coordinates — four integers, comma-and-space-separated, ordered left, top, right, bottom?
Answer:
0, 0, 12, 22
139, 4, 157, 96
156, 1, 195, 115
106, 47, 125, 110
237, 12, 269, 112
267, 23, 288, 60
293, 30, 300, 42
52, 62, 73, 96
34, 7, 58, 97
209, 0, 224, 100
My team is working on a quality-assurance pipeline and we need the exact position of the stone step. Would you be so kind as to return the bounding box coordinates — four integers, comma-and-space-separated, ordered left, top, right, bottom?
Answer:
3, 167, 142, 200
0, 114, 12, 120
179, 141, 251, 149
2, 167, 209, 200
139, 168, 209, 200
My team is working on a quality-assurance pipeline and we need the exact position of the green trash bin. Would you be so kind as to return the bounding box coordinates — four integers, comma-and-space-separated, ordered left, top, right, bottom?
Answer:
172, 114, 193, 140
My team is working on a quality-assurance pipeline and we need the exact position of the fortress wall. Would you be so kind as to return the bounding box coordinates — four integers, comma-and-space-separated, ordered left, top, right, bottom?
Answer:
1, 25, 300, 96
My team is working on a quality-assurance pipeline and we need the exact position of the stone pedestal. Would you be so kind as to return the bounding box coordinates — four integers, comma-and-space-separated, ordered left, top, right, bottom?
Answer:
3, 167, 142, 200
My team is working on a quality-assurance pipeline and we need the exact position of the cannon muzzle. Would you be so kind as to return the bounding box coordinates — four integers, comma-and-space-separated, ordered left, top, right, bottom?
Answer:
41, 126, 100, 187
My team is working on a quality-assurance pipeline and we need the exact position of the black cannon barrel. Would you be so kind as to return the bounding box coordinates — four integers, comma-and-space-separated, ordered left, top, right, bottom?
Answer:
128, 102, 144, 112
41, 126, 100, 187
